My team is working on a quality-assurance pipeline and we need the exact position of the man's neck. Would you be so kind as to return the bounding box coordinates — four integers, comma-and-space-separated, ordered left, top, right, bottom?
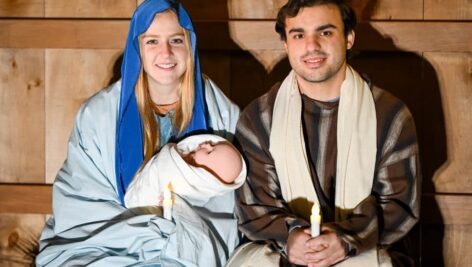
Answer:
296, 67, 347, 102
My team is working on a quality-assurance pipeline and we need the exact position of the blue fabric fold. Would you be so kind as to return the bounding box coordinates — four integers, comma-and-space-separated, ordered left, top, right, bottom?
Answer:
116, 0, 208, 205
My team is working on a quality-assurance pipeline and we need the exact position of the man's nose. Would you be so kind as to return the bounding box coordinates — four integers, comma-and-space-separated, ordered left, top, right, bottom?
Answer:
306, 36, 321, 52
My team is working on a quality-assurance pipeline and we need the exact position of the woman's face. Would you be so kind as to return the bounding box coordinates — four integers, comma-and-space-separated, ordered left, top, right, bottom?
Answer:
140, 10, 189, 91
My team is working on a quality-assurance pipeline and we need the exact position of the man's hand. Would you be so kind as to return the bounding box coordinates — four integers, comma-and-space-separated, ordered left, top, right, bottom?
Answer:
303, 227, 347, 267
286, 227, 312, 265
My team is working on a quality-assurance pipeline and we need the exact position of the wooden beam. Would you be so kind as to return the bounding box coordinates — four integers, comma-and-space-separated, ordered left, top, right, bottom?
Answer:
0, 184, 52, 214
45, 0, 136, 18
229, 21, 472, 52
0, 20, 470, 52
0, 19, 128, 49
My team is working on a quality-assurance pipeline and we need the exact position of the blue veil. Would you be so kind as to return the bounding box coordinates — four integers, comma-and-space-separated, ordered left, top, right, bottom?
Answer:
115, 0, 208, 205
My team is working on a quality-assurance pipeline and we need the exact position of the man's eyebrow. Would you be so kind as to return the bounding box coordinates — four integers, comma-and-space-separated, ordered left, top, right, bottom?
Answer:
288, 28, 304, 34
316, 24, 337, 31
287, 24, 337, 35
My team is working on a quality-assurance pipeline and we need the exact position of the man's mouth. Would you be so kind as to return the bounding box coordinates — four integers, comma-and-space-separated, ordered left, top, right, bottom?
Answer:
303, 56, 326, 67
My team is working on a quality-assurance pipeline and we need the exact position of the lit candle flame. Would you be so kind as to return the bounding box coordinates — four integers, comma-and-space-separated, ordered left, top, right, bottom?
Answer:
310, 202, 321, 237
163, 182, 173, 220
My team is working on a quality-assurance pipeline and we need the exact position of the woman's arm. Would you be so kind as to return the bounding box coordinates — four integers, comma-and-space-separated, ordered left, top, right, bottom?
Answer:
36, 85, 169, 266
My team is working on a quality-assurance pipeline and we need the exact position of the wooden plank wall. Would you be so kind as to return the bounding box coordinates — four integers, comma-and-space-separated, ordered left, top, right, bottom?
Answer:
0, 0, 470, 266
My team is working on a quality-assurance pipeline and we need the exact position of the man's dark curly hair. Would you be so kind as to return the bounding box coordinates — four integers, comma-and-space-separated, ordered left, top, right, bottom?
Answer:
275, 0, 357, 41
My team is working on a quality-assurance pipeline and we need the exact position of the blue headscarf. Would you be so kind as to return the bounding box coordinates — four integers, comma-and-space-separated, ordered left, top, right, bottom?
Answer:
115, 0, 208, 205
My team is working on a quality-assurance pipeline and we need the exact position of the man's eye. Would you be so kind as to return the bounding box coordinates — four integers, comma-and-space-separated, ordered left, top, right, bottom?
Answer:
320, 31, 332, 37
293, 34, 304, 39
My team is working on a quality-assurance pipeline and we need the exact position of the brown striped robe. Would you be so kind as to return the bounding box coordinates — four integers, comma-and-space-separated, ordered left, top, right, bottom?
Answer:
235, 81, 421, 265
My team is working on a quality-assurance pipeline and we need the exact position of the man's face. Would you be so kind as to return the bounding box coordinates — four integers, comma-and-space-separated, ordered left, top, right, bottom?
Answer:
283, 4, 354, 90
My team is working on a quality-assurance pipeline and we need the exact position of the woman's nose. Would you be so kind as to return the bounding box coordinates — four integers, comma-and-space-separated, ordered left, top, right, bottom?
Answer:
158, 42, 172, 56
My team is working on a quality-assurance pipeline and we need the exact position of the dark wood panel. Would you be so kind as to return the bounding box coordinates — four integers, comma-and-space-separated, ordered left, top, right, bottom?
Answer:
442, 225, 472, 266
181, 0, 232, 20
348, 52, 447, 194
0, 0, 440, 20
0, 214, 45, 266
45, 49, 122, 182
0, 19, 128, 49
348, 0, 422, 20
184, 0, 423, 20
421, 194, 472, 225
0, 0, 44, 17
425, 0, 472, 20
0, 184, 52, 214
45, 0, 136, 18
0, 49, 45, 183
423, 52, 472, 194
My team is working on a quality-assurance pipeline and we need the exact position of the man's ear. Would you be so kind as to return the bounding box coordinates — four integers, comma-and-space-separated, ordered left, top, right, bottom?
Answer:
346, 30, 355, 50
283, 40, 288, 52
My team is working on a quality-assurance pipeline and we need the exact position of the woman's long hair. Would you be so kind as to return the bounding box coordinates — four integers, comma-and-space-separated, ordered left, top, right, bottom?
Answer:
135, 15, 195, 166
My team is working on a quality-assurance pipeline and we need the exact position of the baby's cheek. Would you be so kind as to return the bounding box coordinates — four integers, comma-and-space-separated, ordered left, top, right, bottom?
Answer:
192, 151, 205, 164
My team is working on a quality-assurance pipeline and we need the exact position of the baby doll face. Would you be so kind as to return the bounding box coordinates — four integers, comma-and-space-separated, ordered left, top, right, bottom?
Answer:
191, 141, 217, 161
187, 141, 242, 183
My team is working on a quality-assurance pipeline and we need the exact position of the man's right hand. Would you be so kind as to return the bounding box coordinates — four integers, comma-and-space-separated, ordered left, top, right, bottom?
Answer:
287, 227, 312, 265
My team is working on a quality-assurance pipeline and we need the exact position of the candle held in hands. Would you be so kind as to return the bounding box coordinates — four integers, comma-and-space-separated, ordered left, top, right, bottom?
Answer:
310, 202, 321, 237
163, 182, 173, 220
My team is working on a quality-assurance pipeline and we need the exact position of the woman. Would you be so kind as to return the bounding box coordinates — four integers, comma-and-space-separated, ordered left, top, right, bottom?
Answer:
36, 0, 239, 266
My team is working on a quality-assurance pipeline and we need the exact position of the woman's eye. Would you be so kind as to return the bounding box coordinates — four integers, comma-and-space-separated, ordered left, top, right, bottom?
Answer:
170, 38, 184, 45
145, 39, 158, 45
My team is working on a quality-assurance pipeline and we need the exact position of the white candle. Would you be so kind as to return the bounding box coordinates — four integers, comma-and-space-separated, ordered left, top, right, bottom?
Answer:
162, 182, 173, 220
310, 202, 321, 237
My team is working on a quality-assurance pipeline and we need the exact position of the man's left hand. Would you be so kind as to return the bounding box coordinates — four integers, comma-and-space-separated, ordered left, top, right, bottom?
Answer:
303, 227, 347, 267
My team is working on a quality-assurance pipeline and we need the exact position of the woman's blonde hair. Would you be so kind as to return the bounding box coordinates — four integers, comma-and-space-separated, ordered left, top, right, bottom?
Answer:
135, 11, 195, 166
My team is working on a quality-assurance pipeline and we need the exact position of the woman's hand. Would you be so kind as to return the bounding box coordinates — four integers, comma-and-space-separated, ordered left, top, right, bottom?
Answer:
157, 195, 164, 206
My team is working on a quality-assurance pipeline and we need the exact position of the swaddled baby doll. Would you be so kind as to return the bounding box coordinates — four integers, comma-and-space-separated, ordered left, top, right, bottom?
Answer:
125, 134, 246, 208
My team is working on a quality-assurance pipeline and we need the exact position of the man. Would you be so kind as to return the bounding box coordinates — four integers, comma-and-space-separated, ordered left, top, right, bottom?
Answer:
230, 0, 420, 266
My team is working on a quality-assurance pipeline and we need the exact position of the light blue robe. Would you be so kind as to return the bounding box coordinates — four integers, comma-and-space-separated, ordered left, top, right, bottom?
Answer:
36, 78, 240, 267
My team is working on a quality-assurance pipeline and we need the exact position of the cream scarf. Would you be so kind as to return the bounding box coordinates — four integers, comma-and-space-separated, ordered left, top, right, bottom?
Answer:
269, 66, 391, 266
